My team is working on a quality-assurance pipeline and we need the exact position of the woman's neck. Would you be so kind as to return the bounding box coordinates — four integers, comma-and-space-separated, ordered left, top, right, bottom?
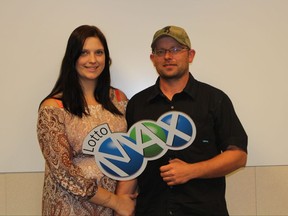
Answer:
81, 79, 99, 105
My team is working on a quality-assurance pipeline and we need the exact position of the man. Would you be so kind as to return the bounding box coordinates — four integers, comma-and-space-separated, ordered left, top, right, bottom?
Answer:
117, 25, 248, 216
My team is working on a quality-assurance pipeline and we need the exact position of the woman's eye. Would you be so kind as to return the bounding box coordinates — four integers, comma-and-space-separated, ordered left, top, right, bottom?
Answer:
95, 50, 104, 56
80, 50, 88, 56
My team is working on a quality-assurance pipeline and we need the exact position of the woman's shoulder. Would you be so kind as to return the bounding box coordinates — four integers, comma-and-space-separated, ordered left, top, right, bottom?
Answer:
40, 97, 63, 109
111, 88, 128, 102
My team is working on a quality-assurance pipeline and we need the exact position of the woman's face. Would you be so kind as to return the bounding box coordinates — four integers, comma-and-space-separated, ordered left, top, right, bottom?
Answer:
76, 36, 105, 84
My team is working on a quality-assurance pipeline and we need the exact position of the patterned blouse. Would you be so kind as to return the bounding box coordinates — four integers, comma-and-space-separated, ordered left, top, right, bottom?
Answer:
37, 90, 127, 216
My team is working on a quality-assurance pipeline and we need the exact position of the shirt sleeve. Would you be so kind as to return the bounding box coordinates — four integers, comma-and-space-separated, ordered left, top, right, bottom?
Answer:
215, 93, 248, 153
37, 107, 97, 200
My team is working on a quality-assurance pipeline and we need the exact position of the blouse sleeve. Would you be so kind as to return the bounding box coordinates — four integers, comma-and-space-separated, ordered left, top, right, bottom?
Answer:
113, 88, 128, 113
37, 106, 97, 200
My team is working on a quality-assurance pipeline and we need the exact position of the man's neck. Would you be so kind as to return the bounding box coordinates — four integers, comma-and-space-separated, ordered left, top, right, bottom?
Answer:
159, 73, 189, 100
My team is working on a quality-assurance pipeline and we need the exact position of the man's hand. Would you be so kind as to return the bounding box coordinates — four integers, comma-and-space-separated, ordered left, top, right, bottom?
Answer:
160, 158, 192, 186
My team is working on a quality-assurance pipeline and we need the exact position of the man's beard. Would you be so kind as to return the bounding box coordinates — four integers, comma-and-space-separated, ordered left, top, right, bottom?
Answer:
158, 70, 186, 80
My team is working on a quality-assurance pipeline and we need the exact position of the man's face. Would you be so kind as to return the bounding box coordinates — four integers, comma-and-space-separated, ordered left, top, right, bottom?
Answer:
150, 36, 195, 80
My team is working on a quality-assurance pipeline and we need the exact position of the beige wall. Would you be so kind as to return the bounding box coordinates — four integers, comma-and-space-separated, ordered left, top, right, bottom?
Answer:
2, 1, 288, 173
0, 166, 287, 215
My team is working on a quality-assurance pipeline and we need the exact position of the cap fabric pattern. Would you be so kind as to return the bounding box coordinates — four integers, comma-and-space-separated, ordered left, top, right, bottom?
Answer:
151, 25, 191, 49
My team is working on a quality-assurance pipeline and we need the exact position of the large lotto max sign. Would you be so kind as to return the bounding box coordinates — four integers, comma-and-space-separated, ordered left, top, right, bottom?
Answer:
82, 111, 196, 181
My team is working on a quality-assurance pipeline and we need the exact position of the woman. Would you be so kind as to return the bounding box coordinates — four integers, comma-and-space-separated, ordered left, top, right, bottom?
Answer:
37, 25, 136, 216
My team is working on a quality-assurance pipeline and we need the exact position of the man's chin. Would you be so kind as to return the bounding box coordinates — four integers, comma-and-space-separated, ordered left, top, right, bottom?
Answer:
160, 73, 181, 80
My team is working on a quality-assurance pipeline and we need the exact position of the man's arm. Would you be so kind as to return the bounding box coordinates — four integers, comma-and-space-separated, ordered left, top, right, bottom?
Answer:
160, 148, 247, 186
116, 179, 138, 195
114, 179, 138, 216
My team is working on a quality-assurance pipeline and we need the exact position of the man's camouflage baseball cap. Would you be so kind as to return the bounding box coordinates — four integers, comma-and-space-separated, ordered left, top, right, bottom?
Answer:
151, 25, 191, 49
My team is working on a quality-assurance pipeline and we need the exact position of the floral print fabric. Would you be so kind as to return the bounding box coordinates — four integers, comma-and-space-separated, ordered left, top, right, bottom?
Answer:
37, 93, 127, 216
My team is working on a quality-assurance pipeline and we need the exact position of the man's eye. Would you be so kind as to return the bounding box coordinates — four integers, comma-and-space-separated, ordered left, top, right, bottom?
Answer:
155, 50, 165, 55
170, 47, 182, 53
172, 47, 181, 52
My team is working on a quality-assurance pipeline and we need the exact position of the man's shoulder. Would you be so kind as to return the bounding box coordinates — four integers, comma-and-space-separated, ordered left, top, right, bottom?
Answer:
130, 85, 155, 100
196, 79, 226, 96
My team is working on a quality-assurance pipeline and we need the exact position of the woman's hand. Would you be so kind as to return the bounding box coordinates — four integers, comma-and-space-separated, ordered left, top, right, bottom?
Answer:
113, 193, 137, 216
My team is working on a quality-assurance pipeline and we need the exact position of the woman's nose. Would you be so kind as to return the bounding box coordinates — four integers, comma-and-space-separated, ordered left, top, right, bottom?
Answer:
89, 54, 97, 63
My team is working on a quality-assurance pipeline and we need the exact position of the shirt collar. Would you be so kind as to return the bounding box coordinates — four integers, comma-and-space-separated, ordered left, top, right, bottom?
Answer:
147, 77, 162, 102
147, 73, 198, 102
183, 73, 197, 100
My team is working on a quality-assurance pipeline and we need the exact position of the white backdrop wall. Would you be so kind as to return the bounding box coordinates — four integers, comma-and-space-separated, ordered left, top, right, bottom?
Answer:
0, 0, 287, 173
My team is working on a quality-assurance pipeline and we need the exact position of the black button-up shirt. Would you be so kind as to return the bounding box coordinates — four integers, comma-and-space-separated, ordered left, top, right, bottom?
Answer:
126, 73, 248, 216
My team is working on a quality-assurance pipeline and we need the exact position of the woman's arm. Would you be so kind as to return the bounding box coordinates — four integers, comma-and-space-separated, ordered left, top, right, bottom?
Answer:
90, 186, 137, 216
38, 99, 136, 215
37, 100, 97, 198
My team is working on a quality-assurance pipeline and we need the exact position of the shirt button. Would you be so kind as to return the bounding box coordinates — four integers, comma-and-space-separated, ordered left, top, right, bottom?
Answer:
168, 210, 174, 215
171, 106, 174, 109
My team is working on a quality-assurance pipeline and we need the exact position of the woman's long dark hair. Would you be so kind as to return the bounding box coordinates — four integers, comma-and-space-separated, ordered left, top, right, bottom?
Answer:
41, 25, 122, 117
